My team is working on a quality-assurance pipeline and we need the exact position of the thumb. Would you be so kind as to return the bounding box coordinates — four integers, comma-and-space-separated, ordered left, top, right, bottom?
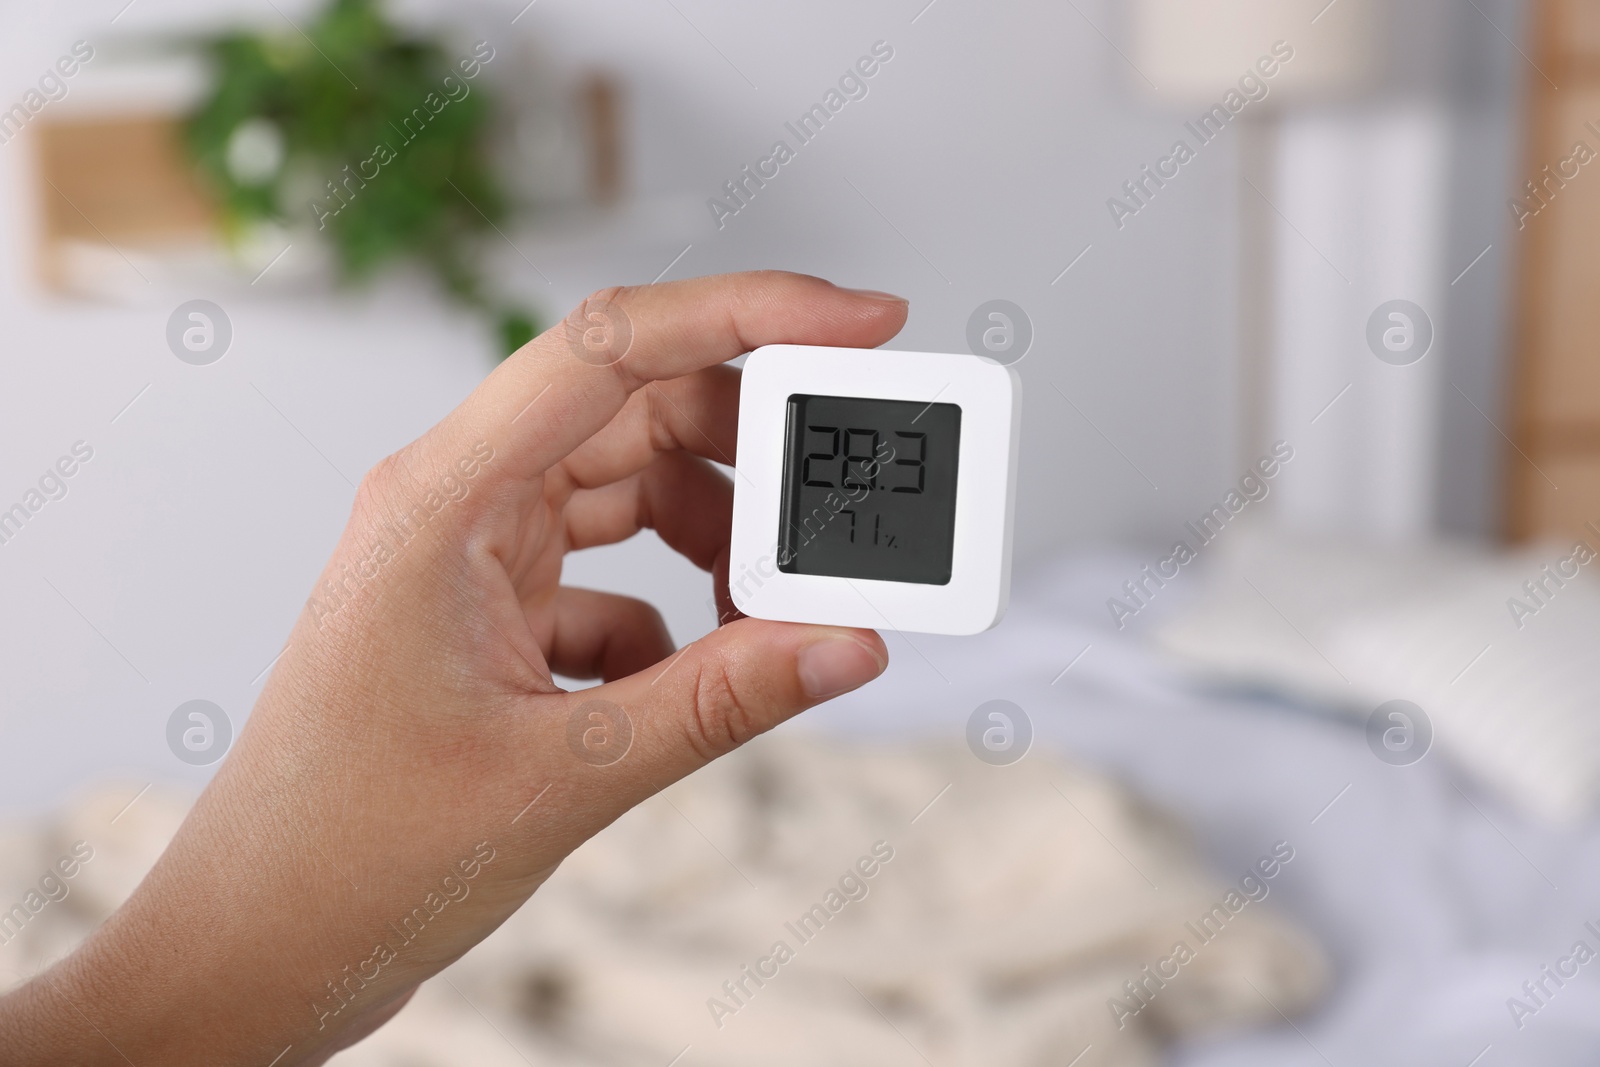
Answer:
575, 618, 888, 796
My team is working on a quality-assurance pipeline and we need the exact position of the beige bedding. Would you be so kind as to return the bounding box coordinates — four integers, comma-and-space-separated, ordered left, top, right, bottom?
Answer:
0, 735, 1327, 1066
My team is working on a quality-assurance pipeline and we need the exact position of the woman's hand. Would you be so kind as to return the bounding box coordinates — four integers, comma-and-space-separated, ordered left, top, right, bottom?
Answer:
0, 272, 906, 1065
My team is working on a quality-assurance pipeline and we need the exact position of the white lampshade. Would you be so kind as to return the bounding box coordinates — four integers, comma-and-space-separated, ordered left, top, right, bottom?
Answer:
1130, 0, 1379, 105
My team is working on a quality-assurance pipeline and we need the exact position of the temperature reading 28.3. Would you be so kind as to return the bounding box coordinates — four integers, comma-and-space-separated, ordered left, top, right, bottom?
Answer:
801, 426, 926, 494
778, 394, 961, 585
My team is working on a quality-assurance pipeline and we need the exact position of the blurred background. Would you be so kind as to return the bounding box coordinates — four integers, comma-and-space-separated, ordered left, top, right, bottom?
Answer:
7, 0, 1600, 1063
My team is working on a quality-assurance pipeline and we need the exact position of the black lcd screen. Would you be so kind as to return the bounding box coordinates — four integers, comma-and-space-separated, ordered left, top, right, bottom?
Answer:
777, 394, 961, 585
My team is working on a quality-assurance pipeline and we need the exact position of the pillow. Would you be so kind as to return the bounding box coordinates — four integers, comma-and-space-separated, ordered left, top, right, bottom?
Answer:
1155, 524, 1600, 822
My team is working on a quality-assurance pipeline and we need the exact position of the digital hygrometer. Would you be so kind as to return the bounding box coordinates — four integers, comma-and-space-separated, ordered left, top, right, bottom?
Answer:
729, 344, 1020, 635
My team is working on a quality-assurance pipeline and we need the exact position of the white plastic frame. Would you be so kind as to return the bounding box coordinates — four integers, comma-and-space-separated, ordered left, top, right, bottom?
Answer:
729, 345, 1021, 635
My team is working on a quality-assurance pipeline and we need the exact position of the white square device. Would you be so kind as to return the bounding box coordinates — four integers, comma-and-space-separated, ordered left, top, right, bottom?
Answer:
729, 344, 1021, 635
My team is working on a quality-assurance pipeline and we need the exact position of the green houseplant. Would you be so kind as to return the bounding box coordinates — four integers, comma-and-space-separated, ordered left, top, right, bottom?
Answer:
183, 0, 538, 355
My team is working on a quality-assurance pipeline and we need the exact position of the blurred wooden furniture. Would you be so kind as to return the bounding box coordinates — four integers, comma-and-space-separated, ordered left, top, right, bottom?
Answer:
30, 71, 627, 293
580, 73, 623, 205
34, 115, 215, 290
1509, 0, 1600, 540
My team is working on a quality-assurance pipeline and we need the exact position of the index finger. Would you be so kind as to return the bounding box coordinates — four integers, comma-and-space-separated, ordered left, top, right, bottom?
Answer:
437, 272, 908, 485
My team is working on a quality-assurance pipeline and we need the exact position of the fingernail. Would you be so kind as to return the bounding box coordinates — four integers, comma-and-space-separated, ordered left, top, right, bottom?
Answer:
797, 635, 887, 699
843, 287, 909, 304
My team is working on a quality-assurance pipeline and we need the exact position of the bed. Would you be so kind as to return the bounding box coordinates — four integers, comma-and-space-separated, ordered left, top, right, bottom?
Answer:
7, 547, 1595, 1064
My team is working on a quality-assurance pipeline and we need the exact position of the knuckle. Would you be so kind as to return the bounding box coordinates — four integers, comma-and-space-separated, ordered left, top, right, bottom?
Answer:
352, 444, 471, 544
567, 285, 636, 345
591, 282, 633, 306
570, 284, 631, 322
353, 450, 408, 515
565, 285, 641, 382
738, 269, 807, 307
642, 387, 679, 453
744, 268, 790, 289
618, 593, 671, 649
684, 652, 759, 761
631, 597, 670, 635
